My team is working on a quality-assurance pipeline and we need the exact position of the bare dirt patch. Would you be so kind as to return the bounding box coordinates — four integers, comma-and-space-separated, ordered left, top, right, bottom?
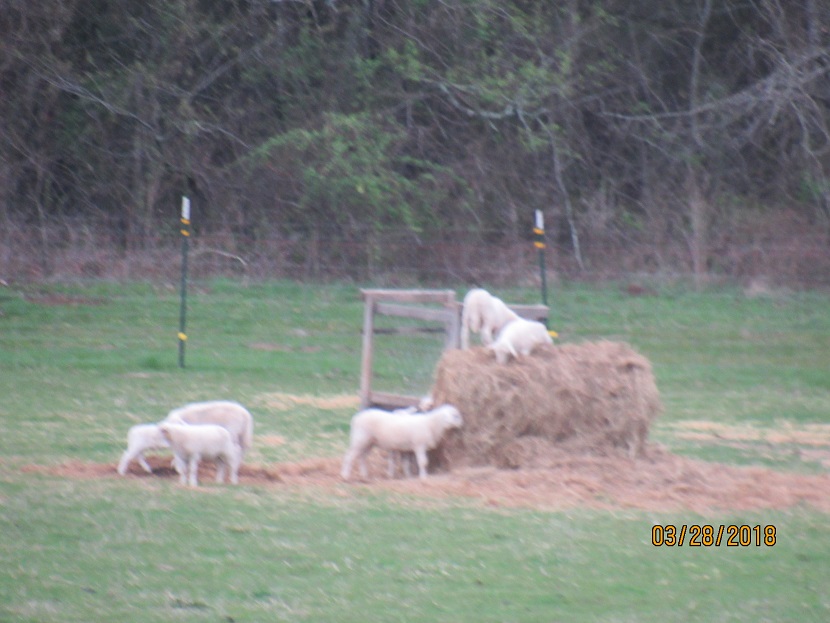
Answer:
35, 459, 283, 484
37, 442, 830, 513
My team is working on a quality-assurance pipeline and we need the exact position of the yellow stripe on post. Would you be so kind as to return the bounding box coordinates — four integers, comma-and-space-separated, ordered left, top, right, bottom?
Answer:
534, 209, 549, 323
178, 195, 191, 369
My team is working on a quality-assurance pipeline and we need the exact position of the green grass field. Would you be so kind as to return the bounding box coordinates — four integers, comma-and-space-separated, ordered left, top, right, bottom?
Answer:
1, 279, 829, 622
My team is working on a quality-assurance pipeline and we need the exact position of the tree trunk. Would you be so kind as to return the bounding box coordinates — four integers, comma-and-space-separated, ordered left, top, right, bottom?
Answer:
687, 171, 708, 289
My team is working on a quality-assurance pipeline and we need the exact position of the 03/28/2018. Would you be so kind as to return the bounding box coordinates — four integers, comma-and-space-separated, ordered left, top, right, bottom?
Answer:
652, 524, 776, 547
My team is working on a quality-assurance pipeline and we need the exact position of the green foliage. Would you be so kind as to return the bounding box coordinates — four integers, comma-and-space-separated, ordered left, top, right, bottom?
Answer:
2, 0, 828, 268
251, 112, 451, 233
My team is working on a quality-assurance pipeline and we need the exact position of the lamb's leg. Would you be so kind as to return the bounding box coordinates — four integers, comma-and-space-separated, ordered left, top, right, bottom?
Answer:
358, 449, 370, 481
229, 451, 240, 485
172, 453, 188, 485
228, 445, 241, 485
215, 458, 226, 483
172, 455, 186, 478
137, 452, 153, 474
402, 453, 414, 478
188, 454, 200, 487
414, 448, 429, 480
481, 326, 494, 346
460, 316, 471, 349
340, 450, 356, 481
117, 449, 135, 476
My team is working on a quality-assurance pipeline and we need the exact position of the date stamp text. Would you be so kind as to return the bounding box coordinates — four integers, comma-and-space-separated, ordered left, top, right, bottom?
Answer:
652, 524, 776, 547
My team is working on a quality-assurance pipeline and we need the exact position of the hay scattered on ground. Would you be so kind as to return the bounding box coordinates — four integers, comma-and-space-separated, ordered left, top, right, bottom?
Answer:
257, 392, 360, 411
672, 420, 830, 446
36, 445, 830, 513
429, 341, 662, 468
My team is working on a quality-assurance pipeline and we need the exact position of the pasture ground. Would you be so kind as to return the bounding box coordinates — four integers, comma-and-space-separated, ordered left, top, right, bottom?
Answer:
1, 280, 829, 621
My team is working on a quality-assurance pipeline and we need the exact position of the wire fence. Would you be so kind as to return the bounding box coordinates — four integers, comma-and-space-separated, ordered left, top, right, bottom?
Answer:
2, 219, 829, 289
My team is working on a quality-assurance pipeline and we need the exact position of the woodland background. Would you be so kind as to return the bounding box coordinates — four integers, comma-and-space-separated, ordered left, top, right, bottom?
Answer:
2, 0, 829, 286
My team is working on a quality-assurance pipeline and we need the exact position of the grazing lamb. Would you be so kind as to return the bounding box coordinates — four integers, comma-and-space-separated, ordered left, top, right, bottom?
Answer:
341, 404, 463, 481
488, 317, 553, 364
163, 400, 254, 455
117, 423, 169, 475
461, 288, 520, 349
159, 422, 241, 487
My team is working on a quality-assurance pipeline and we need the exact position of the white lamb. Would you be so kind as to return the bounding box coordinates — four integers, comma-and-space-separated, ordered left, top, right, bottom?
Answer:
461, 288, 520, 349
117, 423, 169, 475
159, 422, 241, 487
387, 406, 423, 479
162, 400, 254, 455
488, 317, 553, 364
341, 404, 463, 481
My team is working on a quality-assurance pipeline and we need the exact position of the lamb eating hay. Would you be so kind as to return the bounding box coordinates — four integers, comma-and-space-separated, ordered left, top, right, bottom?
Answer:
341, 404, 463, 481
159, 422, 241, 487
488, 317, 553, 364
117, 423, 168, 475
163, 400, 254, 455
461, 288, 520, 349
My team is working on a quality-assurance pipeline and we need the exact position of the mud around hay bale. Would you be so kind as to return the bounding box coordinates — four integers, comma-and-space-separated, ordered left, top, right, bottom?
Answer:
430, 341, 662, 469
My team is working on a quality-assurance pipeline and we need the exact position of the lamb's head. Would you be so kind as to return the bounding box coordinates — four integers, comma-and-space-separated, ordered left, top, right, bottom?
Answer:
158, 424, 172, 442
437, 405, 463, 429
487, 342, 510, 365
418, 394, 435, 412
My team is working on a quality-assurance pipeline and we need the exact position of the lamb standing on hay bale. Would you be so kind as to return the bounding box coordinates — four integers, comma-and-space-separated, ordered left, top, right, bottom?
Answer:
488, 317, 553, 364
429, 341, 662, 468
461, 288, 520, 349
163, 400, 254, 456
159, 422, 241, 487
341, 404, 464, 481
117, 423, 169, 475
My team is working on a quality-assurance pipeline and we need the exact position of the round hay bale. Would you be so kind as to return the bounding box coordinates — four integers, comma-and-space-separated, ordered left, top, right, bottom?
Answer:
495, 436, 562, 469
429, 341, 662, 469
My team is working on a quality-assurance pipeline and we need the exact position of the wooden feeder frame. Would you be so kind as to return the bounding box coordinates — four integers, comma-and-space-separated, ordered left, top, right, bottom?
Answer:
359, 288, 548, 410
